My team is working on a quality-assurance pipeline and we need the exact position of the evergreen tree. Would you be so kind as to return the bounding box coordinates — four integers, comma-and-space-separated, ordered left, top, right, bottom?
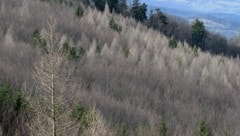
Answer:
130, 0, 147, 22
109, 17, 122, 33
194, 120, 213, 136
168, 37, 177, 48
148, 9, 168, 33
93, 0, 120, 13
32, 29, 48, 53
93, 0, 106, 11
159, 120, 168, 136
191, 19, 206, 49
117, 123, 129, 136
118, 0, 129, 15
75, 5, 84, 18
0, 83, 29, 135
107, 0, 119, 13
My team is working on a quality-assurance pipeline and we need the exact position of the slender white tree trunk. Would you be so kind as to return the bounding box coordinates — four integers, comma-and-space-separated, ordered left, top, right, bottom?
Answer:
49, 18, 56, 136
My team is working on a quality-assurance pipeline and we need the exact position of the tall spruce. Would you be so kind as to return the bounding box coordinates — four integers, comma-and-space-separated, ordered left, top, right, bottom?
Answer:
191, 19, 206, 49
130, 0, 147, 22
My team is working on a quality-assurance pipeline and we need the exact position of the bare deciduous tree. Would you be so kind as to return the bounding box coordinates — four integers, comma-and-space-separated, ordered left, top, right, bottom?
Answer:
28, 16, 78, 136
83, 106, 114, 136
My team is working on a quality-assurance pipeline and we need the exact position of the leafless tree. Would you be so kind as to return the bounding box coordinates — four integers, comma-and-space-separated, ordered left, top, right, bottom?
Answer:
28, 16, 78, 136
83, 106, 115, 136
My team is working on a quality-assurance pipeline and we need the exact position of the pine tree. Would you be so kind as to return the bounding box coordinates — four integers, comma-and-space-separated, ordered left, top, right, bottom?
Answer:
130, 0, 147, 22
107, 0, 119, 13
159, 120, 168, 136
75, 5, 84, 18
194, 120, 213, 136
191, 19, 206, 49
109, 17, 122, 33
93, 0, 120, 13
168, 37, 177, 48
118, 0, 129, 15
148, 9, 168, 33
32, 29, 48, 53
0, 83, 29, 135
93, 0, 106, 11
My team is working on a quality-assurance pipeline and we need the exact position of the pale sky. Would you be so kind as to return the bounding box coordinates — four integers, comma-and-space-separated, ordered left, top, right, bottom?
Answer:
152, 0, 240, 14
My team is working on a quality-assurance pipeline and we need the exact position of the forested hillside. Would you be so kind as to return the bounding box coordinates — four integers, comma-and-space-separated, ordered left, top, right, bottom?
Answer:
0, 0, 240, 135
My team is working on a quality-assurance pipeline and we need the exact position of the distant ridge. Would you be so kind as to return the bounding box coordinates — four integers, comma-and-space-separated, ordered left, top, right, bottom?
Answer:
139, 0, 240, 38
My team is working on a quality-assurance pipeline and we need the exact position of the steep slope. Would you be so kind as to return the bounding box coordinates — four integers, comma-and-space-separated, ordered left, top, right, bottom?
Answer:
0, 0, 240, 135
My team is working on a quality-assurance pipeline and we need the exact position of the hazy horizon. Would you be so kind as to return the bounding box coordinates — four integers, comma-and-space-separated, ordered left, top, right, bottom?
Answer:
139, 0, 240, 38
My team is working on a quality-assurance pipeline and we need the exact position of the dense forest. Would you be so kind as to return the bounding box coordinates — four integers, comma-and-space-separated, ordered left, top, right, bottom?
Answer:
1, 0, 240, 135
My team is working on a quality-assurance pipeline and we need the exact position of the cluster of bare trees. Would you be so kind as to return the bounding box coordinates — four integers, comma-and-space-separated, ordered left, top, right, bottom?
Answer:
28, 16, 113, 135
0, 0, 240, 135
